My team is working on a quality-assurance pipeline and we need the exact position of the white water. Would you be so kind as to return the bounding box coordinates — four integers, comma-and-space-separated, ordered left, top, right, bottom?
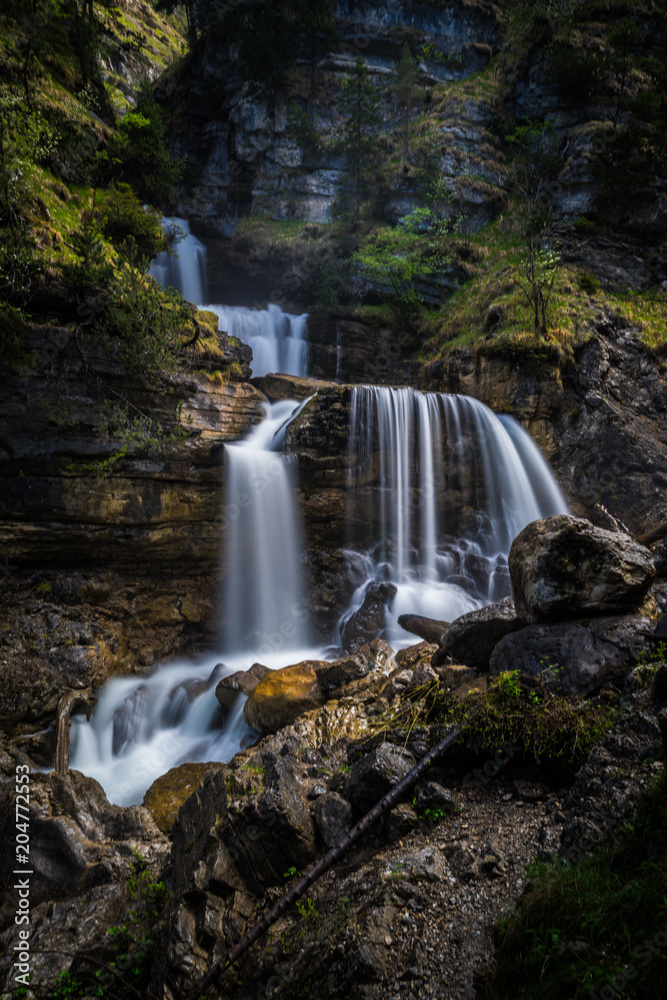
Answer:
343, 386, 568, 645
203, 303, 309, 378
149, 218, 309, 378
149, 217, 207, 305
222, 399, 311, 654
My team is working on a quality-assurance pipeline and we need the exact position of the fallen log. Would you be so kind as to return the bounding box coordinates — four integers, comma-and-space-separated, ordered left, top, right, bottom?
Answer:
185, 724, 465, 1000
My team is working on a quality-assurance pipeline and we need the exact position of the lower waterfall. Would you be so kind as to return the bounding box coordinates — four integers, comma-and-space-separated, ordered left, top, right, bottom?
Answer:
70, 387, 568, 805
343, 386, 568, 644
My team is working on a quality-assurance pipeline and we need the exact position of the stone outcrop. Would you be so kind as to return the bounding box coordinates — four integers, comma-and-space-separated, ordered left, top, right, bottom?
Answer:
489, 615, 654, 695
509, 516, 655, 623
435, 596, 520, 670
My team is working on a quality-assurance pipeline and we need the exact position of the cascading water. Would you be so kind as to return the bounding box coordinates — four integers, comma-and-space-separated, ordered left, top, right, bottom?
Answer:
222, 399, 311, 655
70, 399, 315, 805
149, 217, 207, 305
203, 304, 309, 378
343, 386, 568, 644
148, 218, 309, 378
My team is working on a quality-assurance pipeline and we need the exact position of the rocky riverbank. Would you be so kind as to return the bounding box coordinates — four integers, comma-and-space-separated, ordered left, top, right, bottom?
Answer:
1, 514, 665, 998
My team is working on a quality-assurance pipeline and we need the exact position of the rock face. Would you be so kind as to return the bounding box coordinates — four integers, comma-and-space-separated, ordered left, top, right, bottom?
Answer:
509, 516, 655, 623
166, 2, 501, 233
437, 597, 520, 670
490, 615, 654, 695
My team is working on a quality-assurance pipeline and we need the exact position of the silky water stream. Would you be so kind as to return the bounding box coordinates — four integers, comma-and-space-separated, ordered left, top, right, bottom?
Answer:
70, 220, 568, 805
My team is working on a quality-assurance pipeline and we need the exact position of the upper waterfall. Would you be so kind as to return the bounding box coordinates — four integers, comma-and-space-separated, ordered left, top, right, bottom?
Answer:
148, 217, 310, 378
203, 304, 309, 378
149, 217, 207, 305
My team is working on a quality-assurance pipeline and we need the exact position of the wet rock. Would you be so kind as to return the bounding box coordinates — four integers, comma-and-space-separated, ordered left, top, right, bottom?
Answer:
243, 662, 325, 734
344, 742, 416, 815
406, 662, 439, 691
653, 540, 667, 577
340, 582, 397, 653
397, 614, 451, 645
509, 516, 655, 623
143, 762, 226, 834
490, 615, 654, 694
437, 596, 520, 670
160, 678, 208, 727
251, 373, 337, 401
312, 791, 353, 848
396, 641, 438, 669
216, 662, 270, 702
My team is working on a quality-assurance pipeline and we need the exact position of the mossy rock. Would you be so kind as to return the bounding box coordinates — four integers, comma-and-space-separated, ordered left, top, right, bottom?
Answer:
143, 762, 226, 834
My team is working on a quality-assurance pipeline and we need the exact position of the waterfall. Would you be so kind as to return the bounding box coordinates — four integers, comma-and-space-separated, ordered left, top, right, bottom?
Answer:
203, 303, 309, 378
149, 218, 309, 377
149, 217, 207, 305
222, 399, 311, 654
70, 399, 314, 805
71, 384, 567, 805
344, 386, 568, 642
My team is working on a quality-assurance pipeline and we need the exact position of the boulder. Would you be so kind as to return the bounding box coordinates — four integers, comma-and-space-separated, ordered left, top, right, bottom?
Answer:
340, 582, 397, 653
0, 770, 168, 908
395, 641, 438, 669
490, 615, 654, 694
397, 614, 451, 645
385, 803, 419, 843
143, 762, 226, 834
509, 516, 655, 623
437, 596, 520, 669
414, 781, 457, 817
244, 662, 325, 734
312, 791, 353, 848
315, 642, 388, 690
344, 742, 416, 815
216, 662, 270, 703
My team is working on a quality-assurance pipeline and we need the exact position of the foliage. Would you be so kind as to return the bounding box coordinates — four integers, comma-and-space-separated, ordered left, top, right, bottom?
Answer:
0, 302, 28, 373
351, 208, 451, 334
486, 770, 667, 1000
0, 231, 42, 306
96, 238, 199, 385
505, 119, 563, 333
378, 669, 615, 775
335, 58, 383, 221
96, 184, 168, 259
0, 89, 59, 227
286, 100, 322, 151
100, 92, 185, 207
215, 0, 296, 105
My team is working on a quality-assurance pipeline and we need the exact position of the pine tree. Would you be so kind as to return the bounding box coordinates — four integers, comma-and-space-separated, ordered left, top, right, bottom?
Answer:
392, 43, 419, 173
338, 58, 382, 221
